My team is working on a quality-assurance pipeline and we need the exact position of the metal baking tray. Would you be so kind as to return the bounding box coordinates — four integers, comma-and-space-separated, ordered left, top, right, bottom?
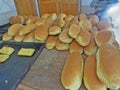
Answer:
0, 41, 44, 90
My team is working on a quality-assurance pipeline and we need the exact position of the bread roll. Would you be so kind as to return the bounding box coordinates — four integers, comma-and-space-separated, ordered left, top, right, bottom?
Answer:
35, 25, 48, 42
45, 35, 58, 49
62, 21, 70, 30
54, 18, 65, 28
97, 20, 112, 30
75, 30, 91, 46
41, 14, 50, 19
19, 24, 37, 36
49, 26, 61, 35
26, 16, 38, 25
79, 19, 92, 31
79, 13, 87, 21
65, 15, 74, 21
84, 55, 107, 90
2, 32, 13, 41
70, 40, 83, 54
22, 31, 35, 42
58, 30, 73, 43
95, 30, 115, 47
90, 26, 99, 36
113, 40, 119, 49
70, 16, 79, 25
84, 37, 98, 56
55, 39, 70, 51
9, 16, 16, 24
8, 24, 24, 36
68, 24, 81, 38
35, 17, 46, 26
90, 15, 99, 26
48, 13, 57, 21
14, 34, 24, 42
61, 52, 83, 90
96, 43, 120, 89
58, 13, 66, 19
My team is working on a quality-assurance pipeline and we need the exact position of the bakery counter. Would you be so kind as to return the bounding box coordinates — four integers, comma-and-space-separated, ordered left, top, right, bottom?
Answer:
17, 48, 86, 90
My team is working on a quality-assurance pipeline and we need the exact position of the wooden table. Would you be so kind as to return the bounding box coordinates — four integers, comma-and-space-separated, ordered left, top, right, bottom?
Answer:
17, 48, 87, 90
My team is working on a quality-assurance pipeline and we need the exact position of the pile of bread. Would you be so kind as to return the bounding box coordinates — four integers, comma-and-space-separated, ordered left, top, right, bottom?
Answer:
3, 13, 120, 89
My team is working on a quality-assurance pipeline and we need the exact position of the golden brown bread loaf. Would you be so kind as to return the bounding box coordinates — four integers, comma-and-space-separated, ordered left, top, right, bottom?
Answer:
19, 24, 37, 36
48, 13, 57, 21
62, 21, 71, 30
68, 24, 81, 38
58, 29, 73, 43
79, 13, 87, 21
90, 26, 99, 36
84, 55, 107, 90
25, 16, 38, 25
70, 16, 79, 25
96, 43, 120, 89
65, 15, 74, 21
95, 30, 115, 47
75, 30, 91, 46
113, 40, 119, 49
14, 34, 24, 42
70, 40, 83, 54
35, 25, 48, 42
89, 15, 99, 26
8, 24, 24, 36
35, 17, 46, 26
2, 32, 13, 41
97, 20, 112, 30
79, 19, 92, 31
84, 37, 98, 56
61, 52, 83, 90
58, 13, 66, 19
45, 35, 58, 49
22, 31, 35, 42
49, 26, 61, 35
41, 14, 50, 19
54, 18, 65, 28
55, 39, 70, 51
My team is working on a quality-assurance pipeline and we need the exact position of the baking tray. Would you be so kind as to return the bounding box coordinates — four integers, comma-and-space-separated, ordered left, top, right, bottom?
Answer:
0, 23, 11, 34
0, 41, 44, 90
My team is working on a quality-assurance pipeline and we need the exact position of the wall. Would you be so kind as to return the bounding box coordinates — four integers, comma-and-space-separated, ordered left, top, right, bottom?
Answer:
0, 0, 17, 26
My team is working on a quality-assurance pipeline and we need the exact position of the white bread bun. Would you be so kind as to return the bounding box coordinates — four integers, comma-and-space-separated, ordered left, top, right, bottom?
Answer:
68, 24, 81, 39
45, 35, 58, 50
79, 13, 87, 21
35, 25, 48, 42
55, 39, 70, 51
2, 32, 13, 41
84, 37, 98, 56
49, 26, 61, 35
61, 52, 83, 90
58, 29, 73, 43
79, 19, 92, 31
70, 40, 83, 54
84, 55, 107, 90
14, 34, 24, 42
95, 30, 115, 47
22, 31, 35, 42
65, 15, 74, 21
8, 24, 24, 36
90, 15, 99, 26
96, 43, 120, 89
19, 24, 37, 36
75, 30, 91, 46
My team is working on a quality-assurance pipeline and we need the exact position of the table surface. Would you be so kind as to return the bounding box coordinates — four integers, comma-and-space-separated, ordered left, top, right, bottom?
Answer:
17, 48, 87, 90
